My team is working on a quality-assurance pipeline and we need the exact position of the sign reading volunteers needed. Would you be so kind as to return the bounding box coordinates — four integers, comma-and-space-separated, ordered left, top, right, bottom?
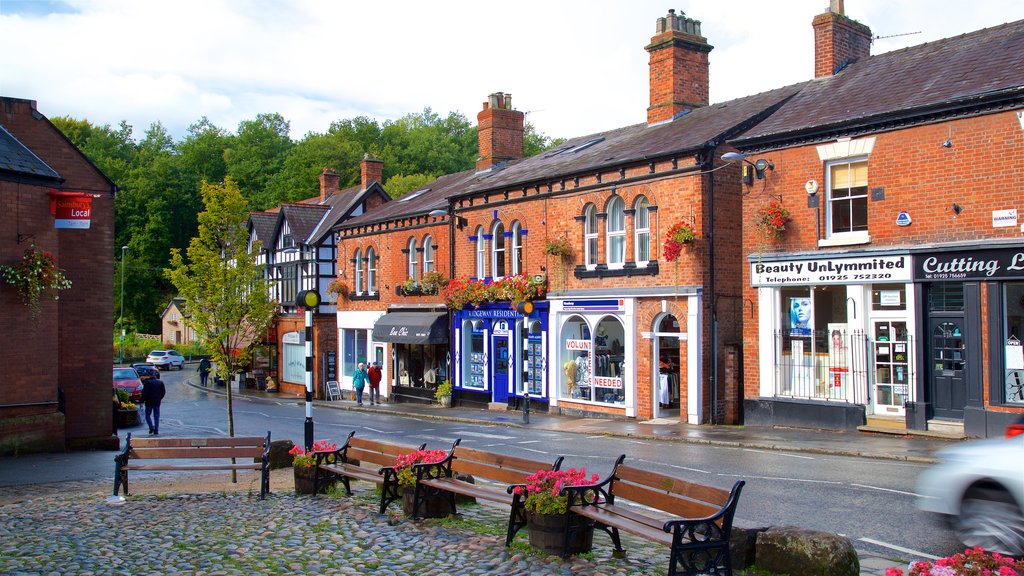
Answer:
750, 254, 911, 287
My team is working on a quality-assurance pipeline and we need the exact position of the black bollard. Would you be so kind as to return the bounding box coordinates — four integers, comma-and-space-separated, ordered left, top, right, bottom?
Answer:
523, 389, 530, 424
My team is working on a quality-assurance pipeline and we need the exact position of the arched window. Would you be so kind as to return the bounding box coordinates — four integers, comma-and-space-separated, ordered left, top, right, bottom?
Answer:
583, 204, 598, 267
367, 247, 377, 294
407, 237, 418, 281
354, 248, 364, 294
492, 222, 506, 279
606, 196, 625, 266
634, 196, 650, 264
510, 221, 523, 275
475, 226, 487, 278
423, 234, 435, 274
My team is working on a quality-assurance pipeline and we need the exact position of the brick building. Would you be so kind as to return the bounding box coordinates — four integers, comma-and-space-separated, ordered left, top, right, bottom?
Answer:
731, 4, 1024, 437
0, 97, 117, 454
334, 10, 803, 424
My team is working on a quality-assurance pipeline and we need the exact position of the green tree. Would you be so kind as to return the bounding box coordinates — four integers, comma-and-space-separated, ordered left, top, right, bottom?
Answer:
166, 178, 275, 458
225, 113, 294, 210
177, 117, 229, 187
384, 173, 435, 198
265, 131, 364, 203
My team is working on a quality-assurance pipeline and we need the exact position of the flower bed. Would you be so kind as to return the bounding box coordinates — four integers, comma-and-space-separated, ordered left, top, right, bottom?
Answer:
886, 546, 1024, 576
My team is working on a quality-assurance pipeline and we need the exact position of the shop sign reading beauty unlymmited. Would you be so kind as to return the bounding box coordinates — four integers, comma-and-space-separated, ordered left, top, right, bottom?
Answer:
914, 247, 1024, 281
750, 254, 911, 287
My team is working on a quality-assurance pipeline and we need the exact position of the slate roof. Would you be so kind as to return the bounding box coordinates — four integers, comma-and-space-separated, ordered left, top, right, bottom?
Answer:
733, 19, 1024, 148
0, 123, 61, 181
339, 82, 806, 229
280, 203, 330, 243
249, 212, 278, 246
307, 184, 369, 244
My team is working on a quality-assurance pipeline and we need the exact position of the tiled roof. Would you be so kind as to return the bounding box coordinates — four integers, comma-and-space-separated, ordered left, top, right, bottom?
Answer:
0, 123, 60, 180
307, 184, 366, 244
339, 82, 805, 229
281, 203, 330, 243
734, 19, 1024, 147
249, 212, 278, 246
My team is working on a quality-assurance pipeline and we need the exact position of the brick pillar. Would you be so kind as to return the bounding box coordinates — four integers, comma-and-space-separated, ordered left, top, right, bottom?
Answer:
360, 154, 383, 189
812, 0, 872, 78
645, 9, 712, 124
319, 167, 340, 202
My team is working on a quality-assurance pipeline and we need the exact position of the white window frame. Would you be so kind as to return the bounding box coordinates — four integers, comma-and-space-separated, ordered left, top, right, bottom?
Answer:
510, 221, 523, 275
367, 247, 377, 294
475, 226, 487, 278
423, 235, 435, 274
584, 204, 598, 268
825, 157, 869, 242
492, 222, 506, 280
606, 196, 625, 268
354, 248, 364, 294
634, 196, 650, 265
407, 237, 418, 281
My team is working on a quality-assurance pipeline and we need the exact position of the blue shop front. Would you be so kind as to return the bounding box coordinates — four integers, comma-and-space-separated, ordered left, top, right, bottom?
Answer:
452, 302, 549, 410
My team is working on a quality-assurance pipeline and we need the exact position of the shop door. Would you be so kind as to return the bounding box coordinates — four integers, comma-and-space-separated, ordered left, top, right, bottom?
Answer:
928, 317, 967, 420
492, 321, 511, 403
871, 321, 909, 416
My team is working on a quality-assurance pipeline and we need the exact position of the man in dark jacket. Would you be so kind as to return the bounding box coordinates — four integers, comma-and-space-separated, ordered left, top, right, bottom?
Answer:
140, 377, 167, 435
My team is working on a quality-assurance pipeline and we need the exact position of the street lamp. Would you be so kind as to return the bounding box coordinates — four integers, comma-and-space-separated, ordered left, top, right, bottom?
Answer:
119, 245, 128, 364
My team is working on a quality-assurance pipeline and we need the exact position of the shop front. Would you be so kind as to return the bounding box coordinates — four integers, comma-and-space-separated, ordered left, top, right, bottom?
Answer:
453, 303, 549, 410
746, 251, 916, 430
911, 244, 1024, 437
372, 306, 449, 404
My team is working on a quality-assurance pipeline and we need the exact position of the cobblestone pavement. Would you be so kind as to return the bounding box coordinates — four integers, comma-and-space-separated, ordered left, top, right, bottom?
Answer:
0, 470, 673, 576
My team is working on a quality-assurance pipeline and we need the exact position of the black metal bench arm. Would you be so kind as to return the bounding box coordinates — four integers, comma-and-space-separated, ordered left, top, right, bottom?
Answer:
560, 453, 623, 507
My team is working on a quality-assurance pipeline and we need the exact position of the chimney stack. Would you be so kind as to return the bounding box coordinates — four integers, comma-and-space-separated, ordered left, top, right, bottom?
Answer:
476, 92, 525, 172
360, 153, 384, 190
319, 167, 340, 202
645, 9, 712, 124
812, 0, 872, 78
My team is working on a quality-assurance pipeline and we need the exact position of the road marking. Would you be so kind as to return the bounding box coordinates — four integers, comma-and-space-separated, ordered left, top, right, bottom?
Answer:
516, 440, 541, 444
519, 447, 549, 455
849, 483, 922, 497
743, 448, 814, 459
858, 538, 940, 560
452, 430, 516, 440
718, 474, 842, 485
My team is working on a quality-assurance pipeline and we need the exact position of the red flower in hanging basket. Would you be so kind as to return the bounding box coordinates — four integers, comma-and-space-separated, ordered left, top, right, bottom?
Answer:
756, 200, 791, 239
663, 221, 696, 262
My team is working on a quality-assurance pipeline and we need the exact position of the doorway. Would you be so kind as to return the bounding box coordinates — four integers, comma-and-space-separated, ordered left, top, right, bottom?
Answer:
653, 314, 682, 419
491, 320, 511, 404
928, 317, 967, 419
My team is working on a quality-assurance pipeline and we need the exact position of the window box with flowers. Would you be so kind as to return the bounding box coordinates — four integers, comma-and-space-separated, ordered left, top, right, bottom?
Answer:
442, 274, 546, 311
290, 439, 338, 495
513, 468, 599, 556
394, 448, 453, 517
421, 271, 447, 296
0, 246, 72, 318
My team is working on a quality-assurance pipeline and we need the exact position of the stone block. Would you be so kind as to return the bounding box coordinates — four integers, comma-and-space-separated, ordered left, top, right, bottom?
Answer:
755, 526, 859, 576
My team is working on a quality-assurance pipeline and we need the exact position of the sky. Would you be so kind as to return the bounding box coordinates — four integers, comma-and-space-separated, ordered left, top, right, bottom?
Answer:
2, 0, 1023, 143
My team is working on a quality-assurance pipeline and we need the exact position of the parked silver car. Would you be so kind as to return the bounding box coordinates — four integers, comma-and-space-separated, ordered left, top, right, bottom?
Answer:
915, 423, 1024, 556
145, 349, 185, 370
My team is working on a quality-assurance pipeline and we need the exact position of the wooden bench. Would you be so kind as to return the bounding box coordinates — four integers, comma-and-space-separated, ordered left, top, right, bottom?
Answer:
562, 454, 744, 576
412, 440, 564, 546
113, 432, 271, 500
312, 431, 427, 513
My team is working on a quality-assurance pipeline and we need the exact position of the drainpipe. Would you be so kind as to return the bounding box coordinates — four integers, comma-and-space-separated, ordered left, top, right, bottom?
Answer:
704, 145, 718, 425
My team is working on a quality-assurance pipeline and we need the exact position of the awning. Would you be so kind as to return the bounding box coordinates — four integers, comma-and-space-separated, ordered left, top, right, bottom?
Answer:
372, 312, 448, 344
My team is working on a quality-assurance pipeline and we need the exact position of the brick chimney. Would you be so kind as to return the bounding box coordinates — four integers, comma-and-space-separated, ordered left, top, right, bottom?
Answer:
645, 9, 712, 125
319, 167, 340, 202
812, 0, 872, 78
476, 92, 524, 172
360, 153, 383, 189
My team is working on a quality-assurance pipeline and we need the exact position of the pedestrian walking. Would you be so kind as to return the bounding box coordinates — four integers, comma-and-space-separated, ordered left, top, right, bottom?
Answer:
198, 357, 211, 386
352, 362, 368, 406
140, 376, 166, 435
367, 362, 382, 405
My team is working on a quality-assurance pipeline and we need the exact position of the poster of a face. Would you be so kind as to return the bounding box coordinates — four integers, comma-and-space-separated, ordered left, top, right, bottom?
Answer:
789, 297, 812, 336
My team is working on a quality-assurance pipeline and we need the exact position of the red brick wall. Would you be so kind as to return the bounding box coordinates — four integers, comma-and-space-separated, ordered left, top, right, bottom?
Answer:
740, 111, 1024, 403
476, 94, 524, 171
0, 98, 116, 453
812, 11, 871, 78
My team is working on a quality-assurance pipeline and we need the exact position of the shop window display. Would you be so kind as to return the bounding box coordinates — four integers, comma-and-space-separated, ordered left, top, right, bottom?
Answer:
559, 315, 625, 404
462, 319, 487, 390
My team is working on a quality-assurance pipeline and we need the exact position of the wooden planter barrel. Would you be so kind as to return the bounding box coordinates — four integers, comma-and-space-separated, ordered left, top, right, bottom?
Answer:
293, 466, 335, 495
527, 511, 594, 556
402, 486, 453, 518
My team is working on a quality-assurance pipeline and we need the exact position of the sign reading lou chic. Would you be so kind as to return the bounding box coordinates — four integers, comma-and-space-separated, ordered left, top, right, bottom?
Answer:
914, 247, 1024, 282
750, 254, 911, 287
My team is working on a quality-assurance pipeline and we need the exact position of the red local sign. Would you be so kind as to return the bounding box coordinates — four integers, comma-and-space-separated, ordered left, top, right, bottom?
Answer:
54, 196, 92, 229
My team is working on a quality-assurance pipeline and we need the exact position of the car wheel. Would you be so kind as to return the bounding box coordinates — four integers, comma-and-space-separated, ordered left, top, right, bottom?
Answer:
955, 486, 1024, 556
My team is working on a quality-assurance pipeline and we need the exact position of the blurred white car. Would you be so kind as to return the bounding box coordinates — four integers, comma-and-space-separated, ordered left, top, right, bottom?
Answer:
916, 423, 1024, 556
145, 349, 184, 370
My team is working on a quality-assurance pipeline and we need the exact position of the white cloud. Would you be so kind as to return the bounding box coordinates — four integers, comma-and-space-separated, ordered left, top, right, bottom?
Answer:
2, 0, 1021, 142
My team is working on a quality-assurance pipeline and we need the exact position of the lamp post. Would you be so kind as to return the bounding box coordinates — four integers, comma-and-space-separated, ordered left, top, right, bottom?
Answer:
119, 245, 128, 364
297, 288, 321, 451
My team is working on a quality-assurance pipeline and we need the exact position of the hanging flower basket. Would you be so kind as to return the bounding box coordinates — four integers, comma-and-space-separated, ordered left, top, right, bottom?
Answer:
663, 221, 696, 262
543, 237, 574, 261
756, 200, 791, 240
0, 247, 72, 317
326, 278, 349, 299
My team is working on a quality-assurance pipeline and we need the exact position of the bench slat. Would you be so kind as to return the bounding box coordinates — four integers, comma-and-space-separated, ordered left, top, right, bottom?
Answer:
320, 463, 384, 484
123, 463, 263, 471
130, 437, 266, 449
574, 505, 674, 546
613, 481, 722, 520
450, 446, 556, 476
617, 465, 730, 503
129, 447, 265, 460
419, 477, 515, 505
